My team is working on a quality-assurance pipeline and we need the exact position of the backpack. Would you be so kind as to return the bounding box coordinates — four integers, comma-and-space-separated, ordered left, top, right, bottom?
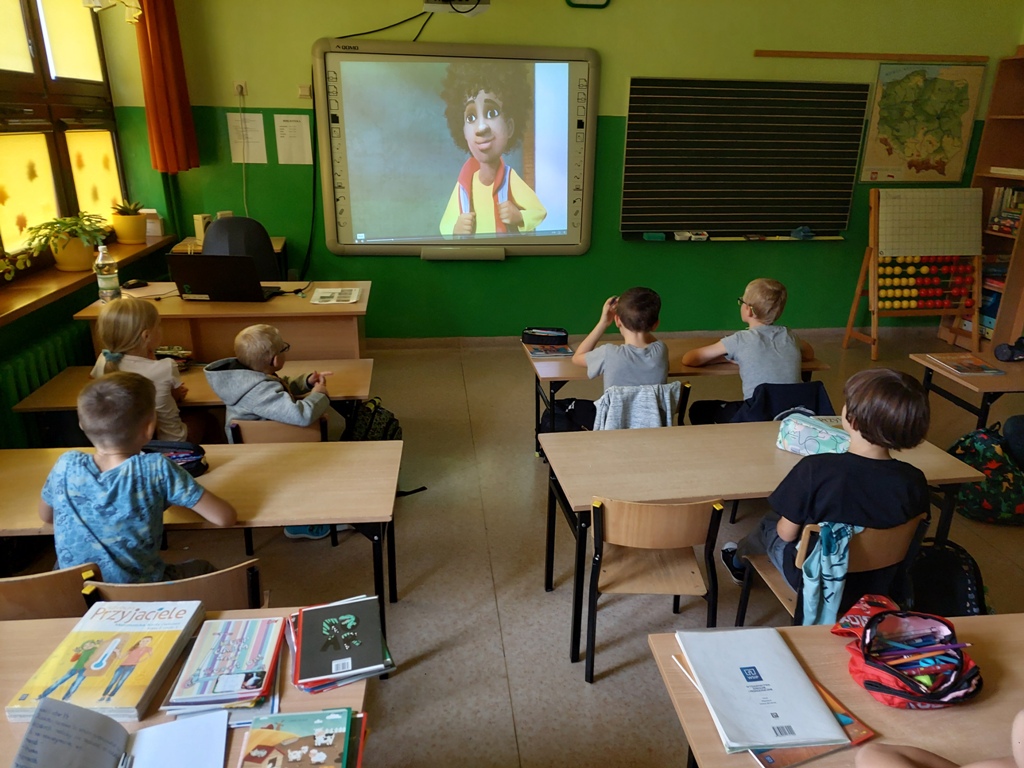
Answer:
948, 424, 1024, 525
907, 538, 988, 617
344, 397, 402, 441
537, 398, 595, 433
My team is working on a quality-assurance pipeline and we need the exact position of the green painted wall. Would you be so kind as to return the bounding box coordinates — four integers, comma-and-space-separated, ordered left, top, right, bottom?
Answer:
98, 0, 1024, 338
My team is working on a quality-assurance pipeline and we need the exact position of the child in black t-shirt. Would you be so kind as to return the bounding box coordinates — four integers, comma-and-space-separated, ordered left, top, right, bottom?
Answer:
721, 368, 931, 591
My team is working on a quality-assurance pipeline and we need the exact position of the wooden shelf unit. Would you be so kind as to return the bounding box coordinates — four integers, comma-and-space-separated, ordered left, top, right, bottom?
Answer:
957, 47, 1024, 349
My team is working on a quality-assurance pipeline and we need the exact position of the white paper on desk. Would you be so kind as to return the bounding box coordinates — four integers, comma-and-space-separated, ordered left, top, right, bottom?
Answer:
675, 627, 848, 754
274, 113, 312, 165
123, 285, 172, 299
227, 112, 267, 164
127, 709, 228, 767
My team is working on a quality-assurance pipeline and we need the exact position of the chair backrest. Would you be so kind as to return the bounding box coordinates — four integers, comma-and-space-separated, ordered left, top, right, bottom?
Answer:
732, 381, 835, 423
593, 497, 724, 550
83, 559, 262, 611
594, 381, 682, 430
794, 514, 928, 572
201, 216, 280, 280
230, 419, 327, 443
0, 562, 99, 620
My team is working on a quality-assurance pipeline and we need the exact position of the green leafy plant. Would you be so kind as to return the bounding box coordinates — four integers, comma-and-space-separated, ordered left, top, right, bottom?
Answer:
112, 199, 144, 216
0, 250, 31, 281
23, 212, 108, 257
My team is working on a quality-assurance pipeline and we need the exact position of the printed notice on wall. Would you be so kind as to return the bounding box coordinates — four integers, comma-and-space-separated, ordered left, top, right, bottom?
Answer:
227, 113, 267, 164
274, 114, 313, 165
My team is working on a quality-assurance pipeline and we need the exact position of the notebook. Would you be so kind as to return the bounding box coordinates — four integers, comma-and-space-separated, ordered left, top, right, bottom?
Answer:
167, 253, 281, 302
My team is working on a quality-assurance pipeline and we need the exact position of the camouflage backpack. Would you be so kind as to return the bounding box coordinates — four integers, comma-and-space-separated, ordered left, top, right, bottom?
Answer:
948, 423, 1024, 525
344, 396, 402, 442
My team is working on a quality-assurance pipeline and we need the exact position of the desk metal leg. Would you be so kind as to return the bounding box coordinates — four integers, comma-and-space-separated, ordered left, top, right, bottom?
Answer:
544, 470, 590, 662
934, 483, 957, 546
534, 375, 543, 454
354, 523, 387, 640
923, 368, 1005, 430
545, 480, 557, 592
244, 529, 254, 557
687, 747, 698, 768
386, 520, 398, 604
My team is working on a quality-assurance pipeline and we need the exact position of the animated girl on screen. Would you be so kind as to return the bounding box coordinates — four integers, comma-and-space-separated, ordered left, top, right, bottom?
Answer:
439, 61, 547, 236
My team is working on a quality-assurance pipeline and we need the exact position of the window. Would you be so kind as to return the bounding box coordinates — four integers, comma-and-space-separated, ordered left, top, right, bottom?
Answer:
0, 0, 124, 255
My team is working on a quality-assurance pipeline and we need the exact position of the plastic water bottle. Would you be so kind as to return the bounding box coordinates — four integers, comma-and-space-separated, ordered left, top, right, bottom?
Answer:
94, 245, 121, 303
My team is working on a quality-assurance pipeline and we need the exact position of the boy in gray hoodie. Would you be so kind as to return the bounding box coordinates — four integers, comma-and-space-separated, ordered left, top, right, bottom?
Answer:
204, 324, 345, 443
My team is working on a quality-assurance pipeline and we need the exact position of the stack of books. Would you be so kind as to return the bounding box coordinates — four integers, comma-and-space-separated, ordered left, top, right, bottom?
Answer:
6, 600, 204, 723
286, 595, 395, 692
161, 616, 286, 727
237, 708, 368, 768
987, 186, 1024, 235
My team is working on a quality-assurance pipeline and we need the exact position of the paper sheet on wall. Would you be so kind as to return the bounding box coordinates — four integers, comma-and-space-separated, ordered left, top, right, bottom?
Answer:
274, 114, 313, 165
227, 112, 267, 164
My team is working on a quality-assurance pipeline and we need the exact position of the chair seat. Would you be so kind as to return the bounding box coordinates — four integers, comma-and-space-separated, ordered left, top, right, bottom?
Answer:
599, 543, 706, 597
743, 554, 798, 617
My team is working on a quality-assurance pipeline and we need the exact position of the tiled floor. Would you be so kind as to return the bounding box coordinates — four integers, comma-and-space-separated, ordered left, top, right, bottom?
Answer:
22, 327, 1024, 767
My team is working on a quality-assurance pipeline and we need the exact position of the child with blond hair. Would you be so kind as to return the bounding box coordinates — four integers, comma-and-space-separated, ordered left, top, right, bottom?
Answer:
90, 296, 189, 441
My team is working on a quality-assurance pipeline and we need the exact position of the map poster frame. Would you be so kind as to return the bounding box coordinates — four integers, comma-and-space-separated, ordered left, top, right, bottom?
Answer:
860, 62, 985, 184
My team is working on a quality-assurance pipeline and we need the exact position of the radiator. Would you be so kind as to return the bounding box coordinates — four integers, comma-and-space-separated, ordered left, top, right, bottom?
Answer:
0, 322, 93, 448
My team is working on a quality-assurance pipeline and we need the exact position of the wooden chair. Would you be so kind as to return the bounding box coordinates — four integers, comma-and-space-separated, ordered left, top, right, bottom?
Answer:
0, 562, 99, 620
584, 497, 724, 683
734, 513, 928, 626
229, 419, 328, 443
83, 558, 263, 611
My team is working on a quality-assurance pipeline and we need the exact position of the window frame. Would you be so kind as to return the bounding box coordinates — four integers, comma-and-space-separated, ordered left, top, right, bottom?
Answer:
0, 0, 126, 254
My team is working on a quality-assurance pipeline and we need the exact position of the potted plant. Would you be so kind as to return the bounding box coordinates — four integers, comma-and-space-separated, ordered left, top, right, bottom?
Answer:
111, 200, 147, 244
23, 212, 109, 272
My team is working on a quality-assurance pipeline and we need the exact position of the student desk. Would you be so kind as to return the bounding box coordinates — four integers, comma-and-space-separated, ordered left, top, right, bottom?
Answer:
910, 352, 1024, 429
74, 281, 371, 361
13, 359, 374, 413
539, 423, 983, 662
649, 613, 1023, 768
0, 441, 402, 636
0, 607, 366, 765
525, 337, 831, 452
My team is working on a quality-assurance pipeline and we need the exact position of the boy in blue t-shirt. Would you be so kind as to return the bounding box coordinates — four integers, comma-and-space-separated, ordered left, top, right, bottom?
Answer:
39, 372, 236, 583
684, 277, 814, 424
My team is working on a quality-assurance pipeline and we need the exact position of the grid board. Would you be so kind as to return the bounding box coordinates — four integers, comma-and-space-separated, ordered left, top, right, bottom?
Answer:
877, 189, 982, 257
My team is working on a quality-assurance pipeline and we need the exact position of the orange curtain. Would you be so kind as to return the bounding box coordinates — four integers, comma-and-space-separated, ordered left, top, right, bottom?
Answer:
135, 0, 199, 174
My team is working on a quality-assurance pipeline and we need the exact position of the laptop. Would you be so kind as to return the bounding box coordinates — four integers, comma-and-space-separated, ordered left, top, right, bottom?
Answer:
167, 253, 281, 302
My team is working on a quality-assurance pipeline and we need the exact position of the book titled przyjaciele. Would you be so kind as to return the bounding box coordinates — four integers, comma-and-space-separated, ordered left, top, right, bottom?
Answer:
6, 600, 204, 722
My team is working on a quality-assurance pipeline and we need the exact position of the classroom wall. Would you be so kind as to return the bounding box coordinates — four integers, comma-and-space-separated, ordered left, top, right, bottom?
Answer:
98, 0, 1024, 338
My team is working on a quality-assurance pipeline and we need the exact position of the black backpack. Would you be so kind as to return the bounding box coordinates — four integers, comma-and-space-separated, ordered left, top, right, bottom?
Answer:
907, 538, 988, 616
344, 397, 402, 441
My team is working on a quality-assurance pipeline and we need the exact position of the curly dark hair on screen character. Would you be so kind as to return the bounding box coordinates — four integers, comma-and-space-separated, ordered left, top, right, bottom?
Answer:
441, 61, 533, 154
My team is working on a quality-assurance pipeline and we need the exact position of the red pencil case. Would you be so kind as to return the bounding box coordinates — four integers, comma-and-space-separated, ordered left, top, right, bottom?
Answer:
846, 610, 983, 709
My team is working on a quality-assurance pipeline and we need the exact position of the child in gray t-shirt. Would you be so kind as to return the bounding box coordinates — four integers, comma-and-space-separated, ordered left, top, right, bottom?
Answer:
564, 287, 667, 428
683, 278, 814, 424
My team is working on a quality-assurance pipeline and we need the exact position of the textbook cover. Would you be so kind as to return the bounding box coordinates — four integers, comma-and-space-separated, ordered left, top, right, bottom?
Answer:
238, 708, 351, 768
295, 596, 390, 686
926, 353, 1004, 376
167, 617, 284, 708
6, 601, 203, 722
527, 344, 574, 358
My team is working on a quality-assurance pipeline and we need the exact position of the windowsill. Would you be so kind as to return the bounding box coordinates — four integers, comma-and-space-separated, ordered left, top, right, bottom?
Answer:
0, 236, 176, 329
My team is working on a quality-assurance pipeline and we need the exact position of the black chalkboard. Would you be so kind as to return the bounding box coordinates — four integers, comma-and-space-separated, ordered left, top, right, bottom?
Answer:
621, 78, 870, 238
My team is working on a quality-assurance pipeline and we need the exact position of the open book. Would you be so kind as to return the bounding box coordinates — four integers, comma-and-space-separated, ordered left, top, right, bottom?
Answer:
12, 698, 227, 768
310, 287, 361, 304
675, 628, 849, 754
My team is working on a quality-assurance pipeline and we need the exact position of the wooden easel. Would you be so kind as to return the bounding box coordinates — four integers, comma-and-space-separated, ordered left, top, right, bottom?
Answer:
844, 188, 981, 361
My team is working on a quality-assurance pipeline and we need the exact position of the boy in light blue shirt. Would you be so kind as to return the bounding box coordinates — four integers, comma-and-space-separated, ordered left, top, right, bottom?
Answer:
40, 372, 236, 583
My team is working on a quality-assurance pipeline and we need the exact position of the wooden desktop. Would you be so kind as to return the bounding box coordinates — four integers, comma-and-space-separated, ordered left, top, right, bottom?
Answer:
0, 608, 366, 766
74, 281, 371, 361
910, 351, 1024, 429
650, 614, 1024, 768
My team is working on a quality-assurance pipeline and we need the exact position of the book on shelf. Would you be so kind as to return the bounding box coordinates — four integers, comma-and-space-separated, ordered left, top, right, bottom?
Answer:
165, 617, 285, 709
6, 600, 203, 723
12, 697, 227, 768
925, 353, 1005, 376
310, 287, 361, 304
238, 707, 352, 768
294, 596, 394, 689
527, 344, 574, 357
674, 627, 849, 754
749, 682, 874, 768
990, 166, 1024, 178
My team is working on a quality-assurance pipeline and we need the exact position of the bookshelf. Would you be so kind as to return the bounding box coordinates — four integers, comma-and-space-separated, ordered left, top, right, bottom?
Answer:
946, 46, 1024, 349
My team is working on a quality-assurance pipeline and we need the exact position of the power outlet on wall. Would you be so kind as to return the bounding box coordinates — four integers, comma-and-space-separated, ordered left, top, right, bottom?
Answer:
233, 81, 247, 97
423, 0, 490, 14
